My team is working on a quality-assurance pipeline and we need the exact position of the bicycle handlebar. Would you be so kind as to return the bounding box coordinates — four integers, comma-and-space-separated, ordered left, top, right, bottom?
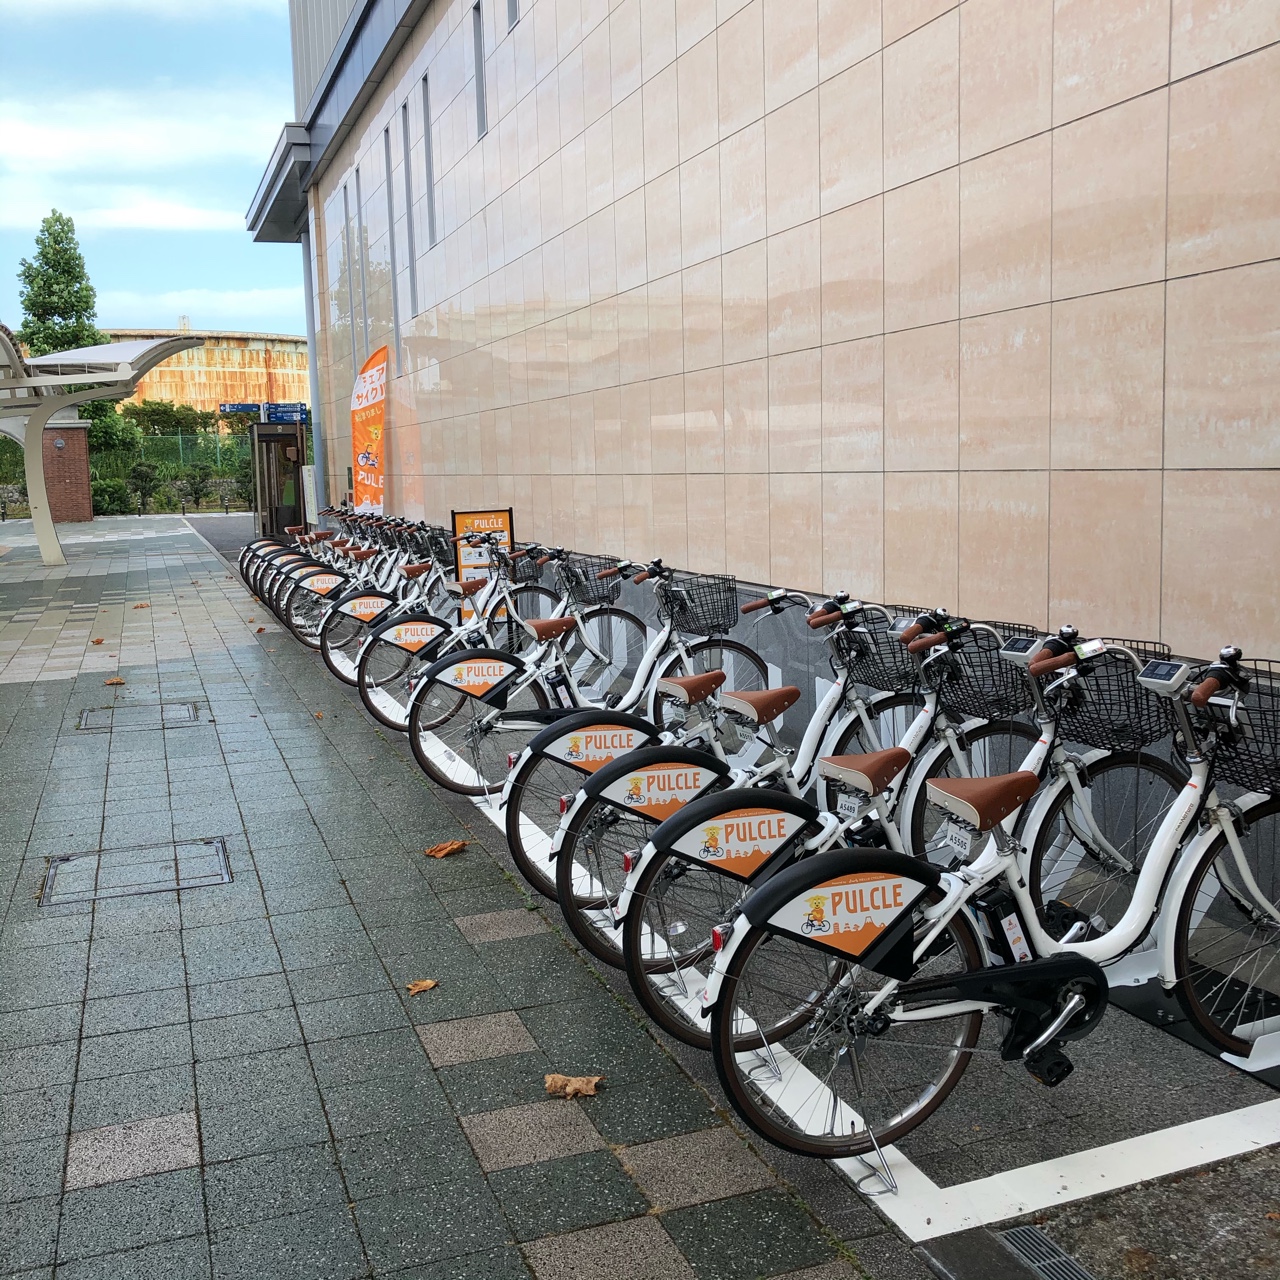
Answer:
1029, 648, 1078, 678
899, 622, 925, 644
597, 567, 621, 580
807, 609, 842, 629
537, 555, 553, 567
509, 549, 527, 560
1190, 676, 1221, 708
740, 597, 771, 614
633, 571, 651, 584
907, 631, 949, 654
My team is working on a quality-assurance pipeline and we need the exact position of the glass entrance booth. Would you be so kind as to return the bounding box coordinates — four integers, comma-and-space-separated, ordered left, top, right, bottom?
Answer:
251, 421, 307, 537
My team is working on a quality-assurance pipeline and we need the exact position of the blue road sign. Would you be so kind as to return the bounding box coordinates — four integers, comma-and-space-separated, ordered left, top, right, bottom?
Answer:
264, 402, 307, 411
219, 402, 260, 413
266, 410, 307, 424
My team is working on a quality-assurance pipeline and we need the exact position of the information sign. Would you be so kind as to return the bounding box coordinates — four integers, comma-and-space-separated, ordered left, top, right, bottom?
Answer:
451, 508, 514, 620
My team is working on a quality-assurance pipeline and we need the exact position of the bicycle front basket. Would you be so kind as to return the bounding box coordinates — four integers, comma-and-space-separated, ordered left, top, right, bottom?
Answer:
1054, 639, 1174, 751
834, 610, 919, 695
1207, 658, 1280, 795
561, 553, 623, 607
508, 542, 544, 584
662, 573, 739, 637
923, 625, 1037, 722
425, 526, 455, 566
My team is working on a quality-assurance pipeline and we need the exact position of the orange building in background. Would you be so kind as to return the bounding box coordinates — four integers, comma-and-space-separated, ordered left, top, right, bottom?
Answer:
102, 329, 308, 413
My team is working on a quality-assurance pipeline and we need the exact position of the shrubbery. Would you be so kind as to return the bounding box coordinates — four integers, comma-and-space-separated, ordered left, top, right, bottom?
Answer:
91, 478, 133, 516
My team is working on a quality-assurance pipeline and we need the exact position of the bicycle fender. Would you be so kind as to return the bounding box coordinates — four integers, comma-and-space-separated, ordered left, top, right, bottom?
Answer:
525, 710, 660, 774
649, 788, 821, 883
417, 646, 527, 709
742, 849, 941, 980
295, 567, 349, 597
332, 586, 397, 624
365, 612, 452, 655
582, 744, 730, 822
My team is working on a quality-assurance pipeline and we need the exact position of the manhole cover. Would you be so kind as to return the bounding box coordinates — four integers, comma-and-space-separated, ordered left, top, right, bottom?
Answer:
76, 702, 199, 732
41, 838, 232, 906
1001, 1226, 1098, 1280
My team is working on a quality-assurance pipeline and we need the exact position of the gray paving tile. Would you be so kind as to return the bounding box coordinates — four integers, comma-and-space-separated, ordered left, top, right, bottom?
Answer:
0, 1041, 78, 1094
52, 1232, 212, 1280
188, 973, 292, 1021
621, 1127, 776, 1210
296, 991, 410, 1044
77, 1023, 191, 1080
416, 1011, 538, 1068
0, 1083, 73, 1146
65, 1112, 200, 1190
285, 957, 391, 1005
319, 1072, 453, 1139
307, 1027, 428, 1088
522, 1216, 696, 1280
437, 1050, 557, 1117
191, 1008, 302, 1061
210, 1208, 365, 1280
0, 1002, 80, 1050
490, 1149, 649, 1242
460, 1100, 606, 1173
86, 957, 188, 1001
0, 1138, 64, 1204
0, 1192, 60, 1273
579, 1072, 721, 1147
71, 1064, 195, 1133
57, 1168, 205, 1263
204, 1143, 345, 1232
352, 1175, 509, 1273
382, 1245, 533, 1279
454, 909, 548, 945
81, 988, 186, 1039
337, 1117, 476, 1199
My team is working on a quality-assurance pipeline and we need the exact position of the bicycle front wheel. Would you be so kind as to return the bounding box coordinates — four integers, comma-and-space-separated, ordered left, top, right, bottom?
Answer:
505, 753, 591, 899
566, 606, 648, 703
1028, 752, 1185, 940
712, 887, 984, 1157
1174, 796, 1280, 1054
284, 586, 330, 649
320, 609, 372, 685
409, 678, 551, 796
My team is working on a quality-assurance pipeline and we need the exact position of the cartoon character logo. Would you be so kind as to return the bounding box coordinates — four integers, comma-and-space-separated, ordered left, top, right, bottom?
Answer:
802, 894, 832, 935
697, 827, 721, 860
452, 666, 467, 683
565, 736, 584, 760
624, 777, 644, 804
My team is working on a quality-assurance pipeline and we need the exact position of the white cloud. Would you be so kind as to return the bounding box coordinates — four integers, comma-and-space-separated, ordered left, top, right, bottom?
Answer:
98, 286, 305, 332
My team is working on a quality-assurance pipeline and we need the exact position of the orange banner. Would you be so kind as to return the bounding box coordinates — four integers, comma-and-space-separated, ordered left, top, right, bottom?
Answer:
351, 346, 388, 513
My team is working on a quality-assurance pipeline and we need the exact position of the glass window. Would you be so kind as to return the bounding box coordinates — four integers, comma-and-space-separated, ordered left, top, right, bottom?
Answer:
421, 76, 439, 247
472, 3, 488, 138
400, 103, 419, 312
507, 0, 518, 30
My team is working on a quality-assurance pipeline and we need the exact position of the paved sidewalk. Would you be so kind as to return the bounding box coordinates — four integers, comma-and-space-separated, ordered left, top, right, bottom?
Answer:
0, 519, 881, 1280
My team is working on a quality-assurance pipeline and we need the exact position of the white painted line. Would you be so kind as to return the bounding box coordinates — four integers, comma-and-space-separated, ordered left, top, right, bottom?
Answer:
834, 1096, 1280, 1241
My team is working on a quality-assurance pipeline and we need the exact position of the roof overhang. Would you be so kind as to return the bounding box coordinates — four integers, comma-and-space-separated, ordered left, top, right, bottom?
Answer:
246, 124, 311, 244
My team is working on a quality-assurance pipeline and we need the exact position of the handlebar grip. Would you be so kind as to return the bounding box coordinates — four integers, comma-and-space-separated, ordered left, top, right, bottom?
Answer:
1028, 648, 1079, 678
597, 567, 621, 579
536, 555, 553, 566
807, 609, 842, 629
740, 597, 772, 614
907, 631, 948, 654
633, 571, 651, 584
509, 549, 527, 560
899, 622, 924, 644
1190, 676, 1222, 709
450, 533, 466, 543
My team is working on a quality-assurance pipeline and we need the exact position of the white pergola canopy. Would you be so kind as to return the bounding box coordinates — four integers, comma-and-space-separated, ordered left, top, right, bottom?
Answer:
0, 327, 203, 565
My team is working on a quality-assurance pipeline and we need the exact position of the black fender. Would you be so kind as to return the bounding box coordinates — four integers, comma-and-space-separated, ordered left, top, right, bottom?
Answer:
524, 709, 660, 776
417, 646, 529, 709
647, 788, 821, 884
742, 849, 941, 980
579, 744, 729, 824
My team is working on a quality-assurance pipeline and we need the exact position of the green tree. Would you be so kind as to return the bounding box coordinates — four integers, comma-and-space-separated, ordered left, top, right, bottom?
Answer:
182, 463, 214, 509
16, 211, 106, 357
84, 405, 141, 453
120, 399, 218, 436
129, 460, 159, 512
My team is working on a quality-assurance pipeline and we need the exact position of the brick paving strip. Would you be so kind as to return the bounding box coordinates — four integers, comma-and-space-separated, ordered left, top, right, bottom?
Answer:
0, 519, 921, 1280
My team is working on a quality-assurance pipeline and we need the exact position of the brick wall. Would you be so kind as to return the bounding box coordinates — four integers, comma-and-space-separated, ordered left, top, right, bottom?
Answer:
43, 425, 93, 523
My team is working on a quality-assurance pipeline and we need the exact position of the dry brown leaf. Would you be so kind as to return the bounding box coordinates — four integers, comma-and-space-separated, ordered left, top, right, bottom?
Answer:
405, 979, 439, 996
256, 627, 266, 634
132, 602, 150, 610
423, 840, 467, 859
545, 1073, 604, 1099
104, 677, 125, 686
1267, 1212, 1280, 1221
314, 711, 324, 719
91, 638, 104, 645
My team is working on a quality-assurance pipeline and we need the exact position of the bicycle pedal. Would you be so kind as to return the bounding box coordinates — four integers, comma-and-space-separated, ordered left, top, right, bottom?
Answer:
1024, 1045, 1074, 1088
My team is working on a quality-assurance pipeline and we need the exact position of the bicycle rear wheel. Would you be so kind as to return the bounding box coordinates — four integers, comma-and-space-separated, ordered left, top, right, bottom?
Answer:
712, 887, 984, 1157
565, 606, 648, 703
284, 585, 330, 649
505, 753, 591, 899
1174, 796, 1280, 1054
320, 609, 372, 685
1028, 752, 1185, 940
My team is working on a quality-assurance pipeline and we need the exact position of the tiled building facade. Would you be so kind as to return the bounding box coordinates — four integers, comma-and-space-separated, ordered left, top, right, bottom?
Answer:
280, 0, 1280, 658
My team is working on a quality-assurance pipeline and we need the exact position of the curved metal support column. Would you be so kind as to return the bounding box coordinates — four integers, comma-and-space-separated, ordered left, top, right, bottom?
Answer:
22, 401, 66, 567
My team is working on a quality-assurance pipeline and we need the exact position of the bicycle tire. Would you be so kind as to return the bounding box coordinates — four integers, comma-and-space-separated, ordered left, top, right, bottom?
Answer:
711, 884, 984, 1158
1027, 751, 1186, 940
505, 754, 591, 899
1173, 795, 1280, 1054
284, 583, 332, 649
356, 620, 453, 731
907, 719, 1042, 858
566, 606, 648, 703
320, 608, 379, 685
409, 677, 551, 796
818, 692, 927, 813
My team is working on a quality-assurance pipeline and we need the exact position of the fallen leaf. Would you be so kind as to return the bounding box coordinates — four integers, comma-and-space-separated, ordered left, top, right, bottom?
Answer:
132, 602, 150, 610
256, 627, 266, 634
405, 979, 439, 996
191, 580, 200, 585
314, 711, 324, 719
91, 638, 104, 645
104, 677, 125, 686
248, 617, 256, 622
1268, 1212, 1280, 1221
545, 1073, 604, 1099
423, 840, 467, 859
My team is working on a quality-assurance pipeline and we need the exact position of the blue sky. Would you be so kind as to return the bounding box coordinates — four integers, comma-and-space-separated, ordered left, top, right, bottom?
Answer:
0, 0, 306, 337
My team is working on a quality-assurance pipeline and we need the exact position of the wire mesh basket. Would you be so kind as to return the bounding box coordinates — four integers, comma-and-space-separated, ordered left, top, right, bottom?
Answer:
507, 542, 544, 584
1053, 638, 1174, 750
559, 554, 623, 607
976, 618, 1044, 641
923, 624, 1037, 721
425, 526, 455, 566
659, 573, 739, 636
832, 608, 921, 695
1206, 658, 1280, 795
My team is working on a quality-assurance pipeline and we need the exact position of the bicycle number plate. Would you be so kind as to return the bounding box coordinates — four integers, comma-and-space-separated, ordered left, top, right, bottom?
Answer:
835, 792, 860, 820
939, 822, 973, 858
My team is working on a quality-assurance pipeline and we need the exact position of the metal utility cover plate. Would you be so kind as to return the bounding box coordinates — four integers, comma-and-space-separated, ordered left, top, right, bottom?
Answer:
41, 838, 232, 906
1001, 1226, 1098, 1280
77, 702, 200, 732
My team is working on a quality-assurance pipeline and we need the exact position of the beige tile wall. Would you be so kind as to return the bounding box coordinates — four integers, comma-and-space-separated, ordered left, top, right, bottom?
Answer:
307, 0, 1280, 658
